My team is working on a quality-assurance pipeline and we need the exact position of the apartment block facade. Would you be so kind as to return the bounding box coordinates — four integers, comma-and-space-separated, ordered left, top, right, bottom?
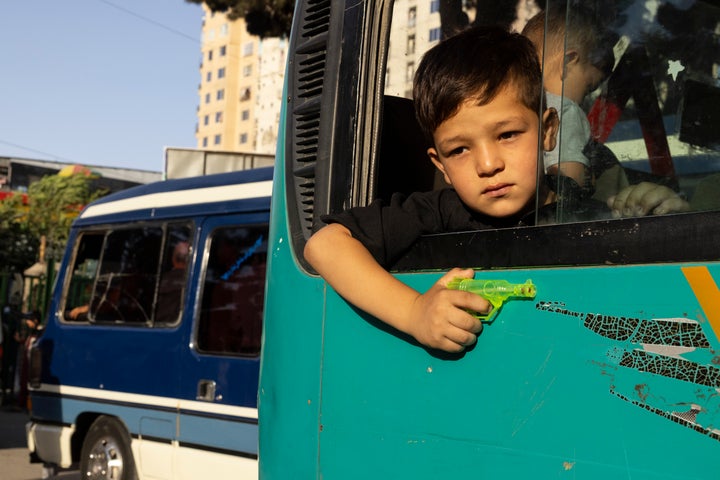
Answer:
196, 6, 288, 155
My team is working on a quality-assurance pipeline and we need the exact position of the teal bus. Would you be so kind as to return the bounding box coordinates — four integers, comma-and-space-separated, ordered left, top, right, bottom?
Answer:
260, 0, 720, 478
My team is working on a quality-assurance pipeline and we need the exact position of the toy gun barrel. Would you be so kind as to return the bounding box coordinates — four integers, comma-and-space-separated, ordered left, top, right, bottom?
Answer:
446, 278, 536, 322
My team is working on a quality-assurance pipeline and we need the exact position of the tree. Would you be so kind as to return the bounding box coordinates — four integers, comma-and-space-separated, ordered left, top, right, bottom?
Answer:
186, 0, 294, 38
0, 193, 37, 273
23, 173, 106, 263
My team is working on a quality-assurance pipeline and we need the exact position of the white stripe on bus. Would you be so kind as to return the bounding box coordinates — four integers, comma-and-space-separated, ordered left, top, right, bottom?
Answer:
80, 180, 273, 219
33, 384, 258, 419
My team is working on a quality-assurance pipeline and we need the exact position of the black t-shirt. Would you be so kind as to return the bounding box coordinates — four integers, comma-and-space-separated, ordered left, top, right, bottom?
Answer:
322, 176, 608, 268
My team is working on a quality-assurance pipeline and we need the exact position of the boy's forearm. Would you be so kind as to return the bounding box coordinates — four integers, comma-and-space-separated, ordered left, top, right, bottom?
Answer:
304, 224, 420, 335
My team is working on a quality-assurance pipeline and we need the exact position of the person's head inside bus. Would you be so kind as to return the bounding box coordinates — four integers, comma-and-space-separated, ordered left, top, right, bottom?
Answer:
522, 5, 614, 188
305, 25, 559, 353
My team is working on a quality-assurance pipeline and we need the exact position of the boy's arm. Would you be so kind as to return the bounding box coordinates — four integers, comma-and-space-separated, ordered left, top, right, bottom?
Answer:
607, 182, 690, 217
304, 223, 487, 352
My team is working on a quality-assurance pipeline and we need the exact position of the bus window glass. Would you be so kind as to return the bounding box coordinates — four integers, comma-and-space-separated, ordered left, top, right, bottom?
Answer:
63, 224, 194, 326
64, 232, 103, 322
380, 1, 720, 236
154, 223, 192, 325
91, 227, 163, 324
197, 225, 268, 356
544, 1, 720, 222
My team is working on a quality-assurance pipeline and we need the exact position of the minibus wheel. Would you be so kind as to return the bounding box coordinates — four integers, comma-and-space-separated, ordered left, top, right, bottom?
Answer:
80, 416, 138, 480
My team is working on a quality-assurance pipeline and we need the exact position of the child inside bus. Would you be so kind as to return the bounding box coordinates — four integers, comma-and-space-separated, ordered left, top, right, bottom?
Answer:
305, 26, 557, 353
522, 7, 691, 216
304, 25, 685, 354
521, 5, 614, 191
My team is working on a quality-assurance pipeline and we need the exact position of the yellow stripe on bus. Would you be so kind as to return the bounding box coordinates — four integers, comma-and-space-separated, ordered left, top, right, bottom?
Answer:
682, 266, 720, 342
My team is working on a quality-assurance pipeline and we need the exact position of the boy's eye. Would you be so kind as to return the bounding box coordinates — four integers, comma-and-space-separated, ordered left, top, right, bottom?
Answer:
499, 131, 520, 140
447, 146, 468, 157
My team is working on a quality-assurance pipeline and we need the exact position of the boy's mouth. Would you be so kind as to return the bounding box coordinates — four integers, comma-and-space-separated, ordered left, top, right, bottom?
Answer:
483, 183, 512, 197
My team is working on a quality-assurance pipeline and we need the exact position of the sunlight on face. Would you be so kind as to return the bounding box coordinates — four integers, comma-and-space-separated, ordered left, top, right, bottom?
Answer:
428, 85, 548, 219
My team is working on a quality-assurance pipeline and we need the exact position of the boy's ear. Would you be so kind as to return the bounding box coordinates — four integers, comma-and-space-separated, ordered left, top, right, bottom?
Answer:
428, 147, 452, 185
562, 50, 579, 77
542, 107, 559, 152
564, 50, 579, 65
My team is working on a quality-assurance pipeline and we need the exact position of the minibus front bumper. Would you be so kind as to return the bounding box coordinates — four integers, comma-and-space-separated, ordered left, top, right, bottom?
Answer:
26, 421, 75, 468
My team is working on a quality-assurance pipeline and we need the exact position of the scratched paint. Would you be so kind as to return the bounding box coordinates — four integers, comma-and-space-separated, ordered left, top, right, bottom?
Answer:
536, 299, 720, 442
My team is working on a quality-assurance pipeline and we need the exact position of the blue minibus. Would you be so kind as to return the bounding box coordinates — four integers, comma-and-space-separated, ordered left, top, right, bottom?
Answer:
259, 0, 720, 478
27, 167, 271, 479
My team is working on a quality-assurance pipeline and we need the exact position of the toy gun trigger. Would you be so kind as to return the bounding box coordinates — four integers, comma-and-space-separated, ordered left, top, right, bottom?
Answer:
473, 297, 502, 323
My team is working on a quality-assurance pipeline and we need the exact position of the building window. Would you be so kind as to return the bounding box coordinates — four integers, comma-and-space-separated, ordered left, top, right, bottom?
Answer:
407, 34, 416, 55
218, 67, 226, 79
217, 89, 225, 101
429, 27, 441, 42
243, 42, 254, 56
203, 115, 209, 126
205, 93, 211, 104
406, 62, 415, 82
241, 110, 250, 121
220, 45, 227, 56
206, 71, 212, 82
208, 50, 213, 61
220, 24, 228, 36
408, 7, 416, 27
214, 134, 221, 145
243, 65, 252, 77
430, 0, 440, 13
240, 87, 251, 101
239, 133, 248, 144
202, 137, 208, 147
215, 111, 223, 123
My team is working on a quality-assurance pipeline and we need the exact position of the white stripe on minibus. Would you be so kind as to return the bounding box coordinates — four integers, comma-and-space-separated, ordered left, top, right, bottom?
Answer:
80, 180, 273, 219
33, 384, 258, 419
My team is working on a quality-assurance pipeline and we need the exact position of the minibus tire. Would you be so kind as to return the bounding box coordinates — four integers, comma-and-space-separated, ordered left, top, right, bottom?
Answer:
80, 416, 138, 480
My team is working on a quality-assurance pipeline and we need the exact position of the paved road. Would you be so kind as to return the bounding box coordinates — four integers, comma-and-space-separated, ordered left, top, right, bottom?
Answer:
0, 406, 79, 480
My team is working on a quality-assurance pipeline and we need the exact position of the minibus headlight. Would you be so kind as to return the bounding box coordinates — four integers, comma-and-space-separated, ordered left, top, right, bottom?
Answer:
29, 345, 42, 389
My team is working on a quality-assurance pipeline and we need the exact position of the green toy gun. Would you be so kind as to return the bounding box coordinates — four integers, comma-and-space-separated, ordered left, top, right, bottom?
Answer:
446, 278, 536, 322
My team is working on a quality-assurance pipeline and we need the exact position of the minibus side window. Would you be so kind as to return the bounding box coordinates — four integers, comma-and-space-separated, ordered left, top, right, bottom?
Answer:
197, 225, 268, 356
540, 1, 720, 224
91, 227, 163, 323
372, 1, 720, 272
154, 224, 193, 325
64, 232, 103, 322
63, 223, 194, 325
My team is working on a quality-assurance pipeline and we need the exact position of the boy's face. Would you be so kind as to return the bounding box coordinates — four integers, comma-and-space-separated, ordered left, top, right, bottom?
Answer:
428, 85, 558, 219
564, 56, 606, 102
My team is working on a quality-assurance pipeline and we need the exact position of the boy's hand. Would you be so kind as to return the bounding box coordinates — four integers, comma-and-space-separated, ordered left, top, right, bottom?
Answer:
607, 182, 690, 218
407, 268, 487, 353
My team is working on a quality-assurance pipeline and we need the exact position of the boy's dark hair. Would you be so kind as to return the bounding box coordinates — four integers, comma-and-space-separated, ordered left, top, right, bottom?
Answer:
413, 25, 543, 141
522, 5, 616, 78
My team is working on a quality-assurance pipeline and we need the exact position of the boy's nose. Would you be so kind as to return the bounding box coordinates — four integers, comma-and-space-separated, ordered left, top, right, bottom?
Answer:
474, 147, 504, 176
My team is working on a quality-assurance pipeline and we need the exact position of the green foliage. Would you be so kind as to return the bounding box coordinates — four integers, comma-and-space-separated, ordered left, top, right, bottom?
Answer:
0, 194, 37, 272
186, 0, 293, 38
0, 174, 107, 273
25, 174, 106, 262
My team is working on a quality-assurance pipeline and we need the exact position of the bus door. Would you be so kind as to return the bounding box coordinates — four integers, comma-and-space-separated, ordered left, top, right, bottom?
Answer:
175, 213, 269, 476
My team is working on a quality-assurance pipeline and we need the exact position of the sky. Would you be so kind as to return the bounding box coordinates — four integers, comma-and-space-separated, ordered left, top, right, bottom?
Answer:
1, 0, 206, 173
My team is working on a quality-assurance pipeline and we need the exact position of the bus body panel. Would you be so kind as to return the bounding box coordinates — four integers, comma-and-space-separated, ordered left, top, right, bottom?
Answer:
315, 265, 720, 478
260, 0, 720, 477
259, 117, 328, 479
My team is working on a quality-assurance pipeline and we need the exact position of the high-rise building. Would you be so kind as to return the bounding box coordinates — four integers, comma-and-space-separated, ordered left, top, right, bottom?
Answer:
385, 1, 538, 98
196, 6, 288, 155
